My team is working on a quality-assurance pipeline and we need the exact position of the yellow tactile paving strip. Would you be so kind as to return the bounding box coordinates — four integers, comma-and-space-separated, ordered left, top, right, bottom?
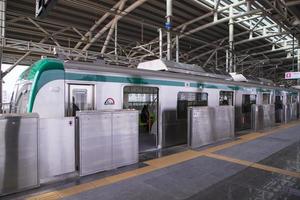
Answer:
27, 120, 300, 200
205, 153, 300, 178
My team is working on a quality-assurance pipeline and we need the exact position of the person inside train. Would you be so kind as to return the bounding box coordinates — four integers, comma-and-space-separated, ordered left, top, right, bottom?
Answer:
72, 96, 80, 116
222, 96, 229, 105
141, 105, 150, 132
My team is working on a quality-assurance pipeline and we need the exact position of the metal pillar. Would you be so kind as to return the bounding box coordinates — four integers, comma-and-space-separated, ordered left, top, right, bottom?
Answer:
158, 28, 163, 59
0, 0, 6, 113
297, 42, 300, 85
166, 0, 172, 61
215, 49, 218, 69
229, 6, 234, 73
298, 42, 300, 105
176, 34, 179, 62
115, 22, 118, 61
226, 49, 229, 73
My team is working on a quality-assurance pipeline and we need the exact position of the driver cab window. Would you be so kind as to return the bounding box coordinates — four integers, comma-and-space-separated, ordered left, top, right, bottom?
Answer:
68, 84, 94, 116
13, 83, 32, 114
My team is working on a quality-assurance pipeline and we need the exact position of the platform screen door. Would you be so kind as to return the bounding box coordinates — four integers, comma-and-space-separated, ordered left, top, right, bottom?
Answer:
67, 84, 94, 116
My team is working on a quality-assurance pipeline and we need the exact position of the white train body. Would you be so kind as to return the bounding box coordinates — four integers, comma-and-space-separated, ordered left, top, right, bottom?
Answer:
10, 58, 299, 149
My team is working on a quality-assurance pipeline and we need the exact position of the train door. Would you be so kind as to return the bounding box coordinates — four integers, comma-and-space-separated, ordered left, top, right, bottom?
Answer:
241, 94, 256, 130
123, 86, 159, 152
67, 84, 94, 116
275, 95, 283, 123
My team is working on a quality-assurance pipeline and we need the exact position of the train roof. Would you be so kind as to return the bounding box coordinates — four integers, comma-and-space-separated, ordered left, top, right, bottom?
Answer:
19, 58, 299, 93
137, 59, 232, 80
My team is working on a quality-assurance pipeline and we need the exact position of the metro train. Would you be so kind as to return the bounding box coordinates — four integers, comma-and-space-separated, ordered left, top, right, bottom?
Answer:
10, 58, 299, 152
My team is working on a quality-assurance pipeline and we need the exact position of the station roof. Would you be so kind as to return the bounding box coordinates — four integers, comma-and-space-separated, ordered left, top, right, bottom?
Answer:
5, 0, 300, 85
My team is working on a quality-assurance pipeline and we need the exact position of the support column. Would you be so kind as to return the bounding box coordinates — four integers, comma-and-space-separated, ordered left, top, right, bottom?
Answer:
213, 0, 219, 22
0, 0, 6, 113
176, 34, 179, 62
226, 49, 229, 73
297, 42, 300, 109
297, 42, 300, 85
158, 28, 163, 59
166, 0, 172, 61
115, 22, 118, 61
215, 49, 218, 69
229, 6, 234, 73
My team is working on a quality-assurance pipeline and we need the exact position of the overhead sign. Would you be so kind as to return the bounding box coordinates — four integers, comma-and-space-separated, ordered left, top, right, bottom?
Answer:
285, 72, 300, 80
36, 0, 57, 18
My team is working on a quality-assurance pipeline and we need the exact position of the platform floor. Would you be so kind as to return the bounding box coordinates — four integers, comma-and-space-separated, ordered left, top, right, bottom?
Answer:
5, 120, 300, 200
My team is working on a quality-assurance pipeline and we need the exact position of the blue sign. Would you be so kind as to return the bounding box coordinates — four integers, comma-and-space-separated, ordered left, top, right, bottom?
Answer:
165, 22, 172, 30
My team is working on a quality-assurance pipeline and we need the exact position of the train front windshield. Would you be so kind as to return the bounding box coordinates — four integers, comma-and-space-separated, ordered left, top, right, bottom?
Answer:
10, 82, 32, 113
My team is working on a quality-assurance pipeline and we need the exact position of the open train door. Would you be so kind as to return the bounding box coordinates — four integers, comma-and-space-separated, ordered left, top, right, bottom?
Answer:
241, 94, 257, 130
123, 86, 159, 152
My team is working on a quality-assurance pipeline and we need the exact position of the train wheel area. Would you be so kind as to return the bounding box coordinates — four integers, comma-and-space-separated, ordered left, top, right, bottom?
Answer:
3, 120, 300, 200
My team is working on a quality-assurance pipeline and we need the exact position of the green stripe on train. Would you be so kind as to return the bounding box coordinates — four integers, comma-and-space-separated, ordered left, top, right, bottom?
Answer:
24, 58, 298, 113
65, 73, 185, 87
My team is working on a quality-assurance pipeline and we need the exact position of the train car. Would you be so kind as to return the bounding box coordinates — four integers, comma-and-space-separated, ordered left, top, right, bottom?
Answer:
10, 58, 299, 152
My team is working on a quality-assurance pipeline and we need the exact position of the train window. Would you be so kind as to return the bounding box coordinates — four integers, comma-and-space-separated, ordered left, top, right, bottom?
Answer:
275, 96, 283, 110
177, 92, 208, 119
287, 95, 292, 104
123, 86, 158, 110
13, 83, 32, 113
291, 95, 298, 104
242, 94, 256, 113
262, 93, 270, 104
219, 91, 233, 106
68, 84, 94, 116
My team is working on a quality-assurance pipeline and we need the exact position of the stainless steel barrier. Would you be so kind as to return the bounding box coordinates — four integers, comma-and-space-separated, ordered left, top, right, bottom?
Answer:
0, 113, 39, 196
283, 104, 292, 123
251, 105, 264, 131
291, 103, 298, 121
188, 106, 234, 149
39, 117, 75, 182
275, 109, 284, 123
77, 110, 138, 176
162, 110, 187, 147
263, 104, 275, 128
298, 103, 300, 119
282, 103, 298, 123
251, 104, 275, 131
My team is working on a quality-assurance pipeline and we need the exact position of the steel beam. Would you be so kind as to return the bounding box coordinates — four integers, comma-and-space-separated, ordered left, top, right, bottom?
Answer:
2, 25, 75, 77
101, 0, 126, 54
27, 17, 62, 47
2, 51, 30, 77
115, 22, 118, 60
180, 9, 261, 40
74, 0, 123, 49
81, 0, 147, 52
1, 37, 139, 65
